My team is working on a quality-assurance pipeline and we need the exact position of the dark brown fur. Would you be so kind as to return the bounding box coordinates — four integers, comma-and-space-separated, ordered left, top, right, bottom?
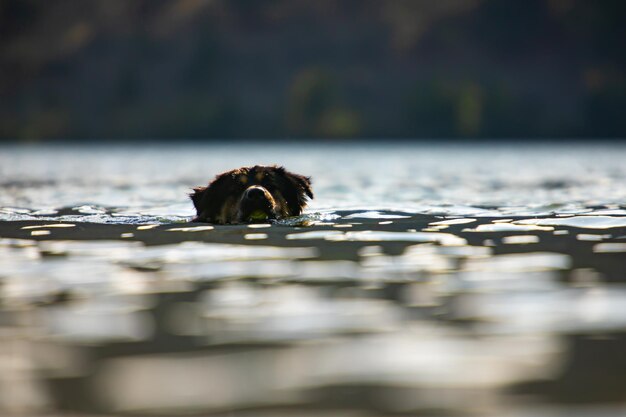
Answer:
190, 165, 313, 224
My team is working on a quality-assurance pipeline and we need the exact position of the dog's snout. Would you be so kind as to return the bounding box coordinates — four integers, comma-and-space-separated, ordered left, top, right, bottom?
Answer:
245, 186, 266, 200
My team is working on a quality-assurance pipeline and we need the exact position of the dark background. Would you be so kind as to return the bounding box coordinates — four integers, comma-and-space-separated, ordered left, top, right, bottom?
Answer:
1, 0, 624, 141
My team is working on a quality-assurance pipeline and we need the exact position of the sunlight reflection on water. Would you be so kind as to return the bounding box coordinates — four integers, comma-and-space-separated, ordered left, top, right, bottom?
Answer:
1, 142, 626, 222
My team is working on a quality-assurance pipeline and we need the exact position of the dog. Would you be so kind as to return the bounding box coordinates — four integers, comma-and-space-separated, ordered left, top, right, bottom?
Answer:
190, 165, 313, 224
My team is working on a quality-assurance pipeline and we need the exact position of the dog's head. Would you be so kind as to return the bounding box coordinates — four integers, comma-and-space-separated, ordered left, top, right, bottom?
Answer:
190, 165, 313, 224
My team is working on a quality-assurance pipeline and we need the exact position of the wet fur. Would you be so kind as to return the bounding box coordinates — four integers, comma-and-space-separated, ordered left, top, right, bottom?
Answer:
190, 165, 313, 224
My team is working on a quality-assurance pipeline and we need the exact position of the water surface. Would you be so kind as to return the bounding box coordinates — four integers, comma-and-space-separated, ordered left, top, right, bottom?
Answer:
2, 141, 626, 221
1, 142, 625, 416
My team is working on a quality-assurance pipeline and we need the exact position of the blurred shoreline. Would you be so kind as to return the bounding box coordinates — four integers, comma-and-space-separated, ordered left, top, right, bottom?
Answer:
2, 1, 624, 141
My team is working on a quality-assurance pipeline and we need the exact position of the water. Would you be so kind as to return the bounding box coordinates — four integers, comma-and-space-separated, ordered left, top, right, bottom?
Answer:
1, 141, 626, 416
2, 142, 626, 221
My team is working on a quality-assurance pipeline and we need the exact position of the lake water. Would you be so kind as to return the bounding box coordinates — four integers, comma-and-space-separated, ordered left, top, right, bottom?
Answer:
2, 141, 626, 221
1, 141, 626, 416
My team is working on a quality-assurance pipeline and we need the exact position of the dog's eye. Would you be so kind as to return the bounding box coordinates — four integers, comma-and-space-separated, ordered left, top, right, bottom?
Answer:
255, 171, 266, 182
239, 175, 248, 185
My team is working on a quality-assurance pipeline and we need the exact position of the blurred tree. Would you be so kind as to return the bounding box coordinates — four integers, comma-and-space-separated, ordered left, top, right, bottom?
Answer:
0, 0, 624, 140
286, 68, 361, 138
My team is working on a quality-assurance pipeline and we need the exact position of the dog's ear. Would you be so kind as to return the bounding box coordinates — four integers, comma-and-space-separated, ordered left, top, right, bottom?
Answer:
293, 173, 314, 200
189, 173, 233, 222
276, 167, 313, 216
190, 186, 207, 213
189, 186, 211, 222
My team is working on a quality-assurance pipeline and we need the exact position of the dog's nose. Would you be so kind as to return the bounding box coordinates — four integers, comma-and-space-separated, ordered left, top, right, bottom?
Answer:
245, 186, 266, 200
